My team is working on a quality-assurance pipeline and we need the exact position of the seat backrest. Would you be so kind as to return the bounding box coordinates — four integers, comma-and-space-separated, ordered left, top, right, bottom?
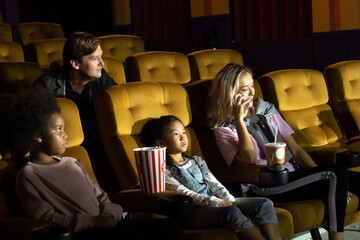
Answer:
57, 98, 98, 185
0, 159, 23, 218
102, 56, 126, 84
0, 23, 12, 42
98, 34, 145, 62
0, 42, 25, 62
187, 49, 244, 82
125, 51, 191, 84
27, 38, 66, 71
258, 69, 342, 149
14, 22, 64, 46
94, 82, 203, 191
325, 60, 360, 139
0, 62, 43, 93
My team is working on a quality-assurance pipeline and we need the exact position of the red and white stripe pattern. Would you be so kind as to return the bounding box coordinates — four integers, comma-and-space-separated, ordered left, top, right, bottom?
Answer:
134, 147, 166, 194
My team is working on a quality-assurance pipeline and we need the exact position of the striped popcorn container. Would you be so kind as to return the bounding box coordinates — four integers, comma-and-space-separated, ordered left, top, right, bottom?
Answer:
133, 147, 167, 194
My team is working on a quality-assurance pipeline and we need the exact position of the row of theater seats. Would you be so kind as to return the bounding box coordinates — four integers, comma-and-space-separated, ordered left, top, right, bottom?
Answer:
0, 21, 146, 84
92, 50, 360, 238
2, 47, 360, 238
1, 24, 360, 239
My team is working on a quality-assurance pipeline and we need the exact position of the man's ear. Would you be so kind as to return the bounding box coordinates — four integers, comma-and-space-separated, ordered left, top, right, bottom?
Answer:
155, 139, 166, 147
70, 59, 80, 70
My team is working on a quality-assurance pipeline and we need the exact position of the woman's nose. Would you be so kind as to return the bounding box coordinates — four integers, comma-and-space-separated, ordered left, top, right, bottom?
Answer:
249, 88, 255, 96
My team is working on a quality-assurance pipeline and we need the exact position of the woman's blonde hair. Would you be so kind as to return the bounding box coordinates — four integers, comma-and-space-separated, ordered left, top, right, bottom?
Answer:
207, 63, 253, 129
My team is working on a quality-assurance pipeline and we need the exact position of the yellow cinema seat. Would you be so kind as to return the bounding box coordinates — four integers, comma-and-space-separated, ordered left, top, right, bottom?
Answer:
258, 68, 360, 228
124, 51, 190, 84
258, 69, 360, 161
98, 34, 145, 62
14, 22, 64, 61
0, 23, 12, 42
0, 42, 24, 63
14, 22, 64, 46
27, 38, 66, 71
187, 49, 244, 82
102, 56, 126, 84
0, 62, 43, 93
325, 60, 360, 142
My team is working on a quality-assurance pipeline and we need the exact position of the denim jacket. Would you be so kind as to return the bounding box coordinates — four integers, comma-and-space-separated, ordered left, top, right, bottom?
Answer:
165, 155, 235, 206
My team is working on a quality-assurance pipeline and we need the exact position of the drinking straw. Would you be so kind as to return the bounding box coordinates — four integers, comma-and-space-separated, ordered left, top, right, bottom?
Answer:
274, 125, 278, 143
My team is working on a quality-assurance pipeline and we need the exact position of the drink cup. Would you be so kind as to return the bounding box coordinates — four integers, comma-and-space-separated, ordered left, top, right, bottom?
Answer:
133, 147, 166, 194
264, 142, 286, 171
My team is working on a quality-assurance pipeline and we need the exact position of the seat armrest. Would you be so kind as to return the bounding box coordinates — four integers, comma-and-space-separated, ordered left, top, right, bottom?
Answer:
111, 189, 182, 214
213, 165, 266, 184
305, 147, 348, 165
0, 217, 60, 240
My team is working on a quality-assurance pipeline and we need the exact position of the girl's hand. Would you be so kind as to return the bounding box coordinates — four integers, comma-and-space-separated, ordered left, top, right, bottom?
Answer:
233, 93, 252, 121
217, 200, 236, 207
94, 214, 117, 228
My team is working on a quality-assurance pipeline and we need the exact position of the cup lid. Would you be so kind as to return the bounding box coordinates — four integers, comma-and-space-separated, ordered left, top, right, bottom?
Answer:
264, 142, 286, 147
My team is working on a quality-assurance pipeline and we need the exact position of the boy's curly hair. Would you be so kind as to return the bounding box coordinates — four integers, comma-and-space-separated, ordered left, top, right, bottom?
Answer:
0, 87, 60, 158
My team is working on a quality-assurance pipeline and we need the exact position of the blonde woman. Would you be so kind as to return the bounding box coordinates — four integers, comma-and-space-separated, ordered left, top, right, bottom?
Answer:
207, 63, 349, 240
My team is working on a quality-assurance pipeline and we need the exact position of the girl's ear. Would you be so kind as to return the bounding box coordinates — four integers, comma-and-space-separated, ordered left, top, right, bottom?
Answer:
155, 138, 166, 147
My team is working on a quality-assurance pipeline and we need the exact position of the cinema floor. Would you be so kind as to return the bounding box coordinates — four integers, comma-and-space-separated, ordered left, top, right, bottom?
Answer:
287, 221, 360, 240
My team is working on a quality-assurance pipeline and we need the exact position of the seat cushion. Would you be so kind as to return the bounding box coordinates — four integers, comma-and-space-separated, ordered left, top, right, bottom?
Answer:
187, 49, 244, 82
276, 199, 325, 233
125, 51, 191, 84
98, 34, 145, 62
102, 56, 126, 84
0, 42, 24, 62
15, 22, 64, 46
0, 62, 43, 93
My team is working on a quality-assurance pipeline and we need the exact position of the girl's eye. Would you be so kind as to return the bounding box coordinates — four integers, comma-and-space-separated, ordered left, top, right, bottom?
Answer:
56, 128, 62, 133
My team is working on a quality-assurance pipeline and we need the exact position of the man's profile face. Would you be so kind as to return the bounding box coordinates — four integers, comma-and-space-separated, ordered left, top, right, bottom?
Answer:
77, 45, 104, 79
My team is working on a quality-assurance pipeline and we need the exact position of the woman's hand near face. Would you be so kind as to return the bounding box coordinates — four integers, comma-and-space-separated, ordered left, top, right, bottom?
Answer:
232, 93, 258, 165
233, 93, 252, 122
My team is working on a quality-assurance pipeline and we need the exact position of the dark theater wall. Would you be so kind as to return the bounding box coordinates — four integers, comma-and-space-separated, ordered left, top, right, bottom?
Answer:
17, 0, 114, 36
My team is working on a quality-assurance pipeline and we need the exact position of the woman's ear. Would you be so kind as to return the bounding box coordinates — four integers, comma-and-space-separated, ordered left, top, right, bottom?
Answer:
155, 138, 166, 147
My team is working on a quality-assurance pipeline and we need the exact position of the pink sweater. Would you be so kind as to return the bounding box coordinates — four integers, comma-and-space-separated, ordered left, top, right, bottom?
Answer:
16, 157, 123, 232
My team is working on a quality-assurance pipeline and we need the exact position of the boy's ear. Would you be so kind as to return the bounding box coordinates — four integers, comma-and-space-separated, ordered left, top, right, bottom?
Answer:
155, 138, 166, 147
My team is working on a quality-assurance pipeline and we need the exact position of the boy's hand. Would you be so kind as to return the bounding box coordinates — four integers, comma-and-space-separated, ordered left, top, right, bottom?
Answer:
94, 214, 117, 228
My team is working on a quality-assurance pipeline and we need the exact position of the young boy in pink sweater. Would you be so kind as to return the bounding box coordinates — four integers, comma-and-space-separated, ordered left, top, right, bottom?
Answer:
0, 88, 183, 240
